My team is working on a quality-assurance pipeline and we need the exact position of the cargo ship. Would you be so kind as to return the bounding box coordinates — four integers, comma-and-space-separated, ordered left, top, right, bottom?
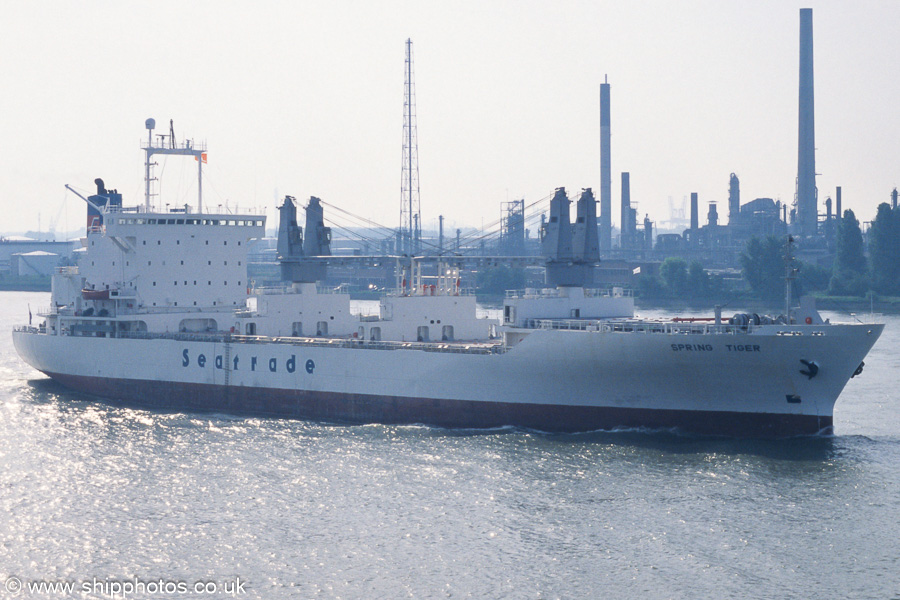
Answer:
12, 122, 884, 436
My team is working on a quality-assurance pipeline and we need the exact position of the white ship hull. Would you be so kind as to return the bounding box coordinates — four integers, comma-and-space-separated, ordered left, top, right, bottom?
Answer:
14, 321, 882, 436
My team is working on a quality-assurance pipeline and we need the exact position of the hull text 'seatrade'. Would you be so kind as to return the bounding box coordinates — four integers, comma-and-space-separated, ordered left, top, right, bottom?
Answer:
13, 122, 883, 437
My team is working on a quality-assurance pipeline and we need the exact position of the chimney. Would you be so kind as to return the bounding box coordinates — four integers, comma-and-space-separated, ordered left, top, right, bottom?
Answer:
728, 173, 740, 224
708, 202, 718, 227
690, 192, 699, 232
600, 78, 612, 251
836, 186, 842, 221
621, 172, 631, 246
796, 8, 817, 237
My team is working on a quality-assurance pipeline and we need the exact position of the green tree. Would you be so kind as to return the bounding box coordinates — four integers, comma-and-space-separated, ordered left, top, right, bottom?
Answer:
829, 209, 869, 296
636, 272, 665, 298
707, 272, 726, 298
740, 235, 784, 300
798, 261, 830, 293
868, 203, 899, 294
659, 257, 688, 296
686, 261, 709, 298
475, 266, 525, 295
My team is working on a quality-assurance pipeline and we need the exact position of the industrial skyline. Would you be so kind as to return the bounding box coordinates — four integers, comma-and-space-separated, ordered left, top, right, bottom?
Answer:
1, 1, 898, 236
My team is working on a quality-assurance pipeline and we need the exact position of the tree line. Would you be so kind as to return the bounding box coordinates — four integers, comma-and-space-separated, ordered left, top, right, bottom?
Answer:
741, 204, 900, 300
635, 204, 900, 302
637, 257, 726, 300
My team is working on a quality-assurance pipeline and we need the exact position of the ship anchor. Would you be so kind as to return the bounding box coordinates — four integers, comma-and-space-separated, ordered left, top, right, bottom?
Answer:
799, 359, 819, 380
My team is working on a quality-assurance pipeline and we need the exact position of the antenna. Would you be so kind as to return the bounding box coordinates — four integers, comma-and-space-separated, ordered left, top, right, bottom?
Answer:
142, 118, 206, 213
401, 39, 421, 255
144, 118, 156, 211
784, 235, 799, 321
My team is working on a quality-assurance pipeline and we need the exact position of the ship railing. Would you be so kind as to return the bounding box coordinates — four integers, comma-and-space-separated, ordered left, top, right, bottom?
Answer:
13, 325, 41, 334
505, 287, 633, 299
111, 330, 506, 354
229, 335, 506, 355
110, 305, 229, 315
36, 306, 60, 317
55, 266, 79, 275
102, 204, 266, 217
384, 287, 476, 298
849, 312, 883, 324
250, 284, 348, 296
37, 304, 237, 319
526, 318, 750, 335
117, 331, 228, 343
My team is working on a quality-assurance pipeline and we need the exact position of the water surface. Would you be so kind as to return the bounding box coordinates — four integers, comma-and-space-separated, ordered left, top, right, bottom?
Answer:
2, 292, 898, 599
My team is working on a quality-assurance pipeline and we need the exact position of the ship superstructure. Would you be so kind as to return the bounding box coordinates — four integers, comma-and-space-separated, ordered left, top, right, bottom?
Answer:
48, 178, 264, 338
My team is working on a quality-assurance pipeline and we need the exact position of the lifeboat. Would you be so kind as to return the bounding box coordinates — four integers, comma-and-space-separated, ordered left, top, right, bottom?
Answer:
81, 288, 110, 300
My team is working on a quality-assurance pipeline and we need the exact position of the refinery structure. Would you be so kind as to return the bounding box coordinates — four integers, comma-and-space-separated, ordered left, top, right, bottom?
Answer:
323, 9, 884, 283
504, 7, 873, 266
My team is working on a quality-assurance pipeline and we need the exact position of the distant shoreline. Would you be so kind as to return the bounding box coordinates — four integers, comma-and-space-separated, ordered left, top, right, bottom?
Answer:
0, 279, 51, 292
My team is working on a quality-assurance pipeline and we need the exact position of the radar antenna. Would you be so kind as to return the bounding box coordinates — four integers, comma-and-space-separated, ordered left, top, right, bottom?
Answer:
142, 118, 207, 213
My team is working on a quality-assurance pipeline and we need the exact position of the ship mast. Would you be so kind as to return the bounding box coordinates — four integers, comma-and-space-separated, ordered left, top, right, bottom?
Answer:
400, 39, 421, 255
784, 235, 799, 321
142, 118, 206, 213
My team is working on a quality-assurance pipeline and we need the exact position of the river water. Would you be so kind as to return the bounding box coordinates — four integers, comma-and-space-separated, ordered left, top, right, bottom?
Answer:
1, 291, 898, 599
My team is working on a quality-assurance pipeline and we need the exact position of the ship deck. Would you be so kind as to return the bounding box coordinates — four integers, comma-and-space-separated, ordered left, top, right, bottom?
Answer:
14, 326, 507, 355
16, 313, 853, 361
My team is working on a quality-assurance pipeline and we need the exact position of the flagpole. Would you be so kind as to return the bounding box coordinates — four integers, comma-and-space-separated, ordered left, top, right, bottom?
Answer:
198, 152, 203, 214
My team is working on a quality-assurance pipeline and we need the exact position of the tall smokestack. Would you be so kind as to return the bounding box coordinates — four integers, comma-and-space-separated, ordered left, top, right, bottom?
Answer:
690, 192, 699, 233
836, 186, 842, 221
621, 172, 631, 245
600, 78, 611, 251
728, 173, 740, 224
797, 8, 817, 237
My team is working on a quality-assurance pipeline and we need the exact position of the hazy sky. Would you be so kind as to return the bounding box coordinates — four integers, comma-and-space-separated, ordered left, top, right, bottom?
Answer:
2, 1, 899, 237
